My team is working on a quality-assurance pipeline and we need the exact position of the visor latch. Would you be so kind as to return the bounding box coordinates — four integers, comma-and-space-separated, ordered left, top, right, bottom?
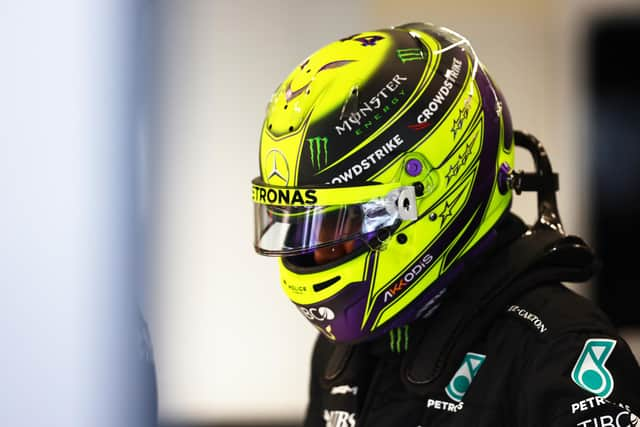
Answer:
397, 186, 418, 220
384, 186, 417, 221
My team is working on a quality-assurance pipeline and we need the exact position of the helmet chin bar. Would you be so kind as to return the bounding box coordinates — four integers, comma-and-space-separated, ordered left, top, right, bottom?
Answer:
507, 130, 564, 234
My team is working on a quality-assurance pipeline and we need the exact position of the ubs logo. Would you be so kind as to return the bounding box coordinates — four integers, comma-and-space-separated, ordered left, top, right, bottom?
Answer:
265, 149, 289, 185
323, 410, 356, 427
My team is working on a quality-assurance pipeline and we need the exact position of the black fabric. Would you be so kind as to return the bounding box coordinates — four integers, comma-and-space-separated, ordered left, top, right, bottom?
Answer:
403, 226, 596, 394
303, 216, 640, 427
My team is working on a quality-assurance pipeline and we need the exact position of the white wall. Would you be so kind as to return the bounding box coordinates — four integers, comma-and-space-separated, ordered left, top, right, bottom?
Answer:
149, 0, 639, 423
150, 1, 366, 422
0, 2, 148, 426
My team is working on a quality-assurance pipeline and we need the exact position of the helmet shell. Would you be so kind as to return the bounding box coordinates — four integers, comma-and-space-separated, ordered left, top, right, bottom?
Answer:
258, 23, 514, 343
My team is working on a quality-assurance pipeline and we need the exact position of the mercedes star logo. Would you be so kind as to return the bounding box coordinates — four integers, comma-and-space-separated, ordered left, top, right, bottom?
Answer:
266, 149, 290, 185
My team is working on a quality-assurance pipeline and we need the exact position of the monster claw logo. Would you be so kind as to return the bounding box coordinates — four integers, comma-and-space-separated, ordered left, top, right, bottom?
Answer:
397, 48, 425, 63
308, 136, 329, 169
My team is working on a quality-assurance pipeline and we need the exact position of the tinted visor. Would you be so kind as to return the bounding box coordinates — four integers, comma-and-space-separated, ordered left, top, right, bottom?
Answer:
252, 180, 417, 256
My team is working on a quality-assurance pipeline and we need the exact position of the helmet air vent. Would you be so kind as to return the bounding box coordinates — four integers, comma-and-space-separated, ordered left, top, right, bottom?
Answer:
312, 276, 341, 292
339, 85, 360, 121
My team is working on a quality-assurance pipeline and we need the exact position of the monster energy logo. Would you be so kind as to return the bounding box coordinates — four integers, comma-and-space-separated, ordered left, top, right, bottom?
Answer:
389, 325, 409, 352
397, 48, 425, 63
308, 136, 329, 169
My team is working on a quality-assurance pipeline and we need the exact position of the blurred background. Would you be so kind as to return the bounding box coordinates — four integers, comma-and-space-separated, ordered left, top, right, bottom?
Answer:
1, 1, 638, 426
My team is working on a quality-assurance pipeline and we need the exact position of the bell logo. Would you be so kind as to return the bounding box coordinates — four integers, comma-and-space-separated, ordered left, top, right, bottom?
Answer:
571, 338, 616, 398
445, 352, 486, 402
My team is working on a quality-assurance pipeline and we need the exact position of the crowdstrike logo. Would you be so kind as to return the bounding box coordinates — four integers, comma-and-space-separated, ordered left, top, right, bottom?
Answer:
328, 134, 404, 184
416, 57, 463, 124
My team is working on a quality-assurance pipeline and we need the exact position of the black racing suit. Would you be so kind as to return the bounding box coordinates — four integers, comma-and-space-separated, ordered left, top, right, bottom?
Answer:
303, 215, 640, 427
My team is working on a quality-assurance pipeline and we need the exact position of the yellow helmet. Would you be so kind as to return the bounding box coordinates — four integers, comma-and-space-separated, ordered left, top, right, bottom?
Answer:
251, 23, 514, 343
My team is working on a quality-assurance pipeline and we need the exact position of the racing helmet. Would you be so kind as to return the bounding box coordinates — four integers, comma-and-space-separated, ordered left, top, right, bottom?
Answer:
252, 22, 515, 343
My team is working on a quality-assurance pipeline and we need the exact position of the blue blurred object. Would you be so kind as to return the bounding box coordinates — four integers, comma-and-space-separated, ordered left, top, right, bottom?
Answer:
138, 309, 159, 426
0, 1, 158, 425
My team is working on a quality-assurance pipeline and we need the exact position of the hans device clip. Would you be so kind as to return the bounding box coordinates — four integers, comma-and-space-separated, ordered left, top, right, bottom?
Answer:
501, 131, 564, 234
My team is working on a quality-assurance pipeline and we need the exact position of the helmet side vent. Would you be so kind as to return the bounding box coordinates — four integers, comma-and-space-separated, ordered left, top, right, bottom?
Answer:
312, 276, 342, 292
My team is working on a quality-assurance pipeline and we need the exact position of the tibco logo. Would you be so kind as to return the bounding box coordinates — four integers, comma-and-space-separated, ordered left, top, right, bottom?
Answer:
299, 306, 335, 322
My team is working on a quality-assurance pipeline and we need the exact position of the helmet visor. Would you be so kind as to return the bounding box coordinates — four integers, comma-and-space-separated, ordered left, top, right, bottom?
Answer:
252, 178, 417, 256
